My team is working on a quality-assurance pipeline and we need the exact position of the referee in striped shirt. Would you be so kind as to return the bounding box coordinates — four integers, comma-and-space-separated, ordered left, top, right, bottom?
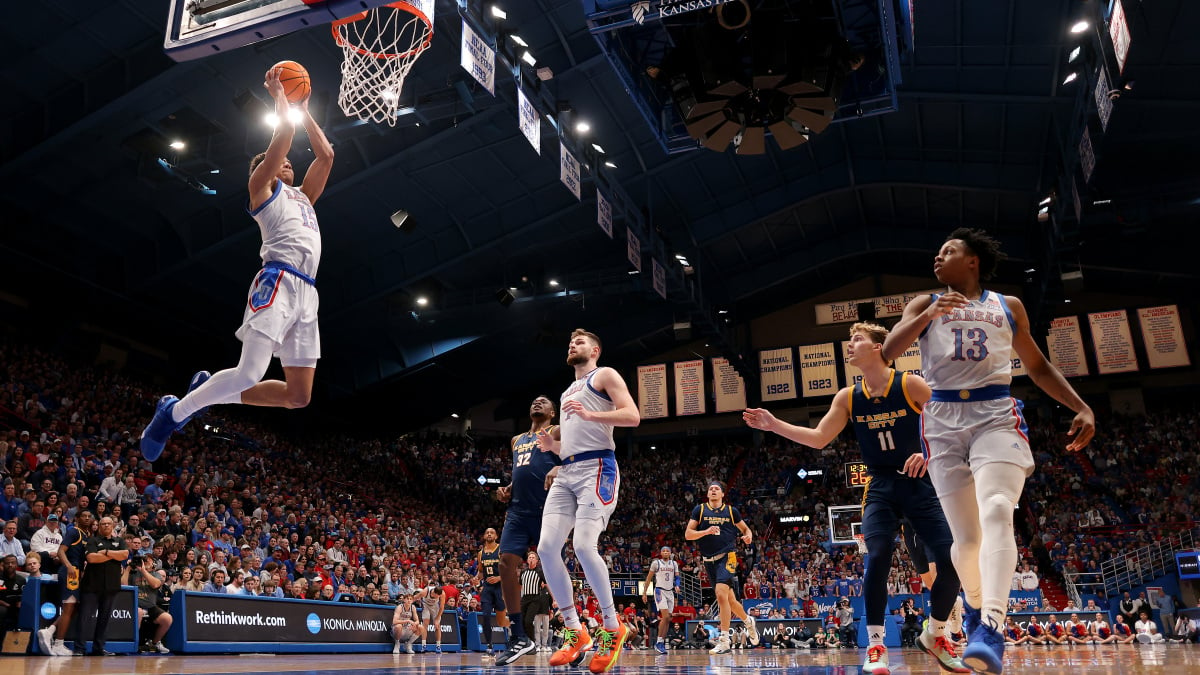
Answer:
520, 551, 551, 651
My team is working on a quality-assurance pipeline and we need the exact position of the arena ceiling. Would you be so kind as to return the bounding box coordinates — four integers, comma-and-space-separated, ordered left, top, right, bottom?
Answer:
1, 0, 1197, 430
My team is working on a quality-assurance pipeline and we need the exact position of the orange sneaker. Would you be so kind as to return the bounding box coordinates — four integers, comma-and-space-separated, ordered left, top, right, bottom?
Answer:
588, 621, 630, 674
549, 625, 593, 667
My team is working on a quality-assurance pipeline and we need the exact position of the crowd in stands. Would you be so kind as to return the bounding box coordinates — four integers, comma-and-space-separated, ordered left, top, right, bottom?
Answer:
1, 339, 1198, 650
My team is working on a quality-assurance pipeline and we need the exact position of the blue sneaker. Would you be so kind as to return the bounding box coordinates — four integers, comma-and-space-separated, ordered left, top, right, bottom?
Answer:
434, 644, 442, 653
963, 602, 981, 638
185, 370, 212, 419
963, 622, 1006, 675
140, 395, 180, 462
655, 641, 667, 655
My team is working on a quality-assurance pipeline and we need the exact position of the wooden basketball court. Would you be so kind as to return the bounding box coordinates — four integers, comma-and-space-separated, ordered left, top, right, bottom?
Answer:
4, 644, 1196, 675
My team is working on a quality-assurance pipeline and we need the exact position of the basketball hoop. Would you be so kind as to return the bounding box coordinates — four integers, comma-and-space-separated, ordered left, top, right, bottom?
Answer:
331, 0, 434, 125
853, 533, 868, 554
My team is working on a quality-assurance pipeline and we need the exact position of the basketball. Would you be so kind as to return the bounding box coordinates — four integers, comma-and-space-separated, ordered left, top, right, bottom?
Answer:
272, 60, 310, 103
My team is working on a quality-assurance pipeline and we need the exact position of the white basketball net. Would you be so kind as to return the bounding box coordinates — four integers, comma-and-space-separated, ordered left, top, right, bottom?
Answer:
333, 0, 435, 126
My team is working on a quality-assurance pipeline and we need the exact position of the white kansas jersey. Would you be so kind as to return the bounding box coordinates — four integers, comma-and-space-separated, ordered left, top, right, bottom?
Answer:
650, 558, 680, 589
919, 289, 1015, 390
559, 368, 616, 460
247, 179, 322, 279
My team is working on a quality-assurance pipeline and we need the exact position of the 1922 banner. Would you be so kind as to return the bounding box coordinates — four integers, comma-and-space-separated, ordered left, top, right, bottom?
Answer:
1088, 310, 1139, 374
674, 360, 705, 416
636, 364, 668, 419
759, 348, 796, 402
1137, 305, 1190, 369
1046, 316, 1089, 377
797, 343, 838, 398
712, 357, 747, 413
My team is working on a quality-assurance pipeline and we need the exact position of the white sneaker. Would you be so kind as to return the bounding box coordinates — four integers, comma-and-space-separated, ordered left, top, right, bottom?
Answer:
38, 626, 56, 655
710, 636, 732, 655
745, 616, 761, 646
393, 641, 402, 654
154, 641, 170, 654
51, 642, 74, 657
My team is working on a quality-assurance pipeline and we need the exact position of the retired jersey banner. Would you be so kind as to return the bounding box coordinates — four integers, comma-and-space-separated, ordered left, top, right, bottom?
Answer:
892, 341, 922, 377
815, 290, 940, 325
1137, 305, 1190, 369
759, 348, 796, 402
560, 141, 581, 200
797, 343, 838, 398
1047, 316, 1089, 377
674, 360, 705, 416
652, 259, 667, 299
712, 357, 747, 413
597, 191, 613, 238
636, 364, 668, 419
1088, 310, 1139, 374
626, 227, 642, 272
841, 341, 864, 388
517, 87, 540, 155
460, 20, 495, 95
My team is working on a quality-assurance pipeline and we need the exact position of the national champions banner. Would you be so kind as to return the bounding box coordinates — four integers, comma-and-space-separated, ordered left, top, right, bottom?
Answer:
759, 348, 796, 401
797, 343, 837, 397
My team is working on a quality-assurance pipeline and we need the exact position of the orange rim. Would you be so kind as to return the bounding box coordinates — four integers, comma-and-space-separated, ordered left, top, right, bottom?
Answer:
331, 1, 433, 60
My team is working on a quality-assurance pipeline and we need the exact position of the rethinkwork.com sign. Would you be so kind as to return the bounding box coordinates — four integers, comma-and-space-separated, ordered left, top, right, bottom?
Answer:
184, 593, 395, 644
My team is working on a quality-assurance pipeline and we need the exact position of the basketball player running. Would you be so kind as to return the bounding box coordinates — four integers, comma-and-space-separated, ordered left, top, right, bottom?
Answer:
641, 546, 682, 655
475, 527, 509, 656
417, 576, 445, 653
39, 510, 93, 656
744, 322, 967, 675
140, 65, 334, 461
685, 480, 759, 655
494, 396, 561, 666
883, 228, 1095, 675
534, 329, 639, 674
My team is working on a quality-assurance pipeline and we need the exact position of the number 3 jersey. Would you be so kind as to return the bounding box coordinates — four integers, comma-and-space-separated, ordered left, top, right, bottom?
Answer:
918, 290, 1015, 390
849, 369, 922, 471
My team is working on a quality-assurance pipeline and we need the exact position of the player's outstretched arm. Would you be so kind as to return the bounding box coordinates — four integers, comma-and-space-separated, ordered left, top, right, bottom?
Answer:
249, 67, 296, 208
1006, 295, 1095, 449
297, 95, 334, 205
743, 387, 851, 449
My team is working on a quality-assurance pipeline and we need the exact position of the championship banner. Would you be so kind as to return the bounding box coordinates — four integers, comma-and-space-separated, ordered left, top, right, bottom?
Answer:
459, 20, 495, 95
626, 227, 642, 271
798, 343, 838, 397
517, 87, 540, 155
1088, 310, 1139, 374
674, 359, 705, 416
1010, 356, 1028, 377
1110, 0, 1131, 74
815, 290, 939, 325
559, 141, 581, 200
841, 341, 863, 388
712, 357, 747, 413
1080, 127, 1095, 183
597, 190, 613, 238
1046, 316, 1089, 377
892, 341, 922, 377
652, 259, 667, 299
1095, 68, 1113, 131
759, 348, 796, 402
1137, 305, 1190, 369
636, 363, 668, 419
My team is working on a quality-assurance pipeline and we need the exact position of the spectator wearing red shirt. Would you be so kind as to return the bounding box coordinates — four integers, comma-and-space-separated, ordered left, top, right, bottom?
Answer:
743, 579, 758, 599
673, 602, 696, 625
907, 573, 922, 594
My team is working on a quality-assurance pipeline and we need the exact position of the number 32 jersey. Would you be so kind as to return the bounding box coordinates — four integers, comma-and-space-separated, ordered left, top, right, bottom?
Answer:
918, 290, 1015, 390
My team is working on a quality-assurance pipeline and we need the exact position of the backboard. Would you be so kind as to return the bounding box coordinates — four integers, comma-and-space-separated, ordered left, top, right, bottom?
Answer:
827, 504, 864, 545
165, 0, 397, 62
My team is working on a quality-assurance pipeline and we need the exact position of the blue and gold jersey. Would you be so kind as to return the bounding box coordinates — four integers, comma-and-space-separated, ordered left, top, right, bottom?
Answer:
690, 502, 743, 558
480, 545, 501, 580
510, 425, 561, 514
848, 370, 922, 471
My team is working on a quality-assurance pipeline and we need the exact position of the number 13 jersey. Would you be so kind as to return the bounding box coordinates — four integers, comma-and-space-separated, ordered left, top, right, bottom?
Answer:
918, 290, 1016, 390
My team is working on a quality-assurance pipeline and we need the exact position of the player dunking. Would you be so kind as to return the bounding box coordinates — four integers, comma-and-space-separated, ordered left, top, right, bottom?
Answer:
685, 480, 759, 655
140, 65, 334, 462
494, 396, 561, 666
883, 228, 1095, 675
535, 329, 640, 674
745, 322, 968, 675
641, 546, 681, 655
475, 527, 509, 656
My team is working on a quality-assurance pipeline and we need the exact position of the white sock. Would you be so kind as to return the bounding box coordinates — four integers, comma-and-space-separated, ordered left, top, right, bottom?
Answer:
868, 625, 885, 647
171, 333, 274, 421
929, 619, 948, 637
